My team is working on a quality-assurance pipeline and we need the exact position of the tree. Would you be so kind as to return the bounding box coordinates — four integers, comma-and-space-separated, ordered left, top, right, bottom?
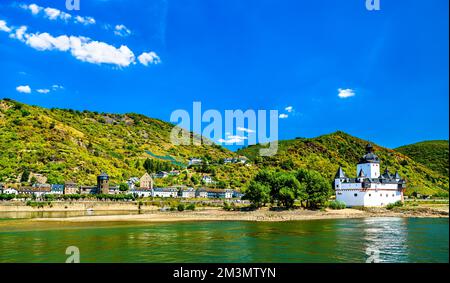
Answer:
119, 183, 129, 192
190, 175, 199, 185
21, 169, 30, 183
273, 174, 304, 208
243, 181, 271, 208
296, 168, 331, 209
30, 176, 38, 185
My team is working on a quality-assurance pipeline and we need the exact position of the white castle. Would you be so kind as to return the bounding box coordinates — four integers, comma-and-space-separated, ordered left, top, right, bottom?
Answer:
334, 144, 406, 207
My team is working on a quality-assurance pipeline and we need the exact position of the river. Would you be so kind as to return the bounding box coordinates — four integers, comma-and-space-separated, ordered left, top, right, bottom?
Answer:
0, 217, 448, 263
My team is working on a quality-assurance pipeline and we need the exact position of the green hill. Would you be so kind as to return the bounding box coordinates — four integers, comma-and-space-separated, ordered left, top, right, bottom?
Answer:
1, 99, 448, 196
237, 131, 449, 196
0, 99, 234, 185
396, 140, 449, 177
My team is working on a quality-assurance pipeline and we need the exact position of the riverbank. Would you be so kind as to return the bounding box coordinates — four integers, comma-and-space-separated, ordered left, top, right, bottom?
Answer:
28, 204, 448, 223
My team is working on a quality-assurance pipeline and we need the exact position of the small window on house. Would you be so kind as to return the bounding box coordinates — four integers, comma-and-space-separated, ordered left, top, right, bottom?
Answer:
354, 193, 358, 197
386, 194, 388, 197
392, 194, 395, 197
369, 194, 371, 197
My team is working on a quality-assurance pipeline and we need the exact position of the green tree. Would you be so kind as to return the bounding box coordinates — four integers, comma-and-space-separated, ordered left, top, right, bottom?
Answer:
119, 183, 129, 192
295, 168, 331, 209
21, 169, 30, 183
243, 181, 271, 208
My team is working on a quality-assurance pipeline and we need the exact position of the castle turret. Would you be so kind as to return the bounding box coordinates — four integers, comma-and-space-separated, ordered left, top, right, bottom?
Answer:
356, 143, 380, 178
97, 172, 109, 194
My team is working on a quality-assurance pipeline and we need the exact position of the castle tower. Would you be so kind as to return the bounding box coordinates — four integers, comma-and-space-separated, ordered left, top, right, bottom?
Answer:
356, 144, 380, 178
97, 172, 109, 194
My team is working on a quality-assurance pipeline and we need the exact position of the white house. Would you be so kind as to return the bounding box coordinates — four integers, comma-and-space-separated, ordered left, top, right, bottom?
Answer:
2, 188, 18, 195
188, 158, 203, 166
202, 175, 214, 184
178, 187, 196, 198
152, 188, 178, 198
131, 188, 152, 198
334, 144, 406, 207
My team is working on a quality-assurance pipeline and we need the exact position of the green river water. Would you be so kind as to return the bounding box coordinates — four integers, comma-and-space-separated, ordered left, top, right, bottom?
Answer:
0, 215, 448, 263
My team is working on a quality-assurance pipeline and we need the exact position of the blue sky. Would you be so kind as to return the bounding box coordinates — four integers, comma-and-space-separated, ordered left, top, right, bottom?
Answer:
0, 0, 448, 150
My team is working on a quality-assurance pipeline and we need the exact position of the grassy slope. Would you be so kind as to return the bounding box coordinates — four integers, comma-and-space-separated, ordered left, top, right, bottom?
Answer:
0, 99, 234, 185
237, 131, 449, 196
396, 140, 449, 177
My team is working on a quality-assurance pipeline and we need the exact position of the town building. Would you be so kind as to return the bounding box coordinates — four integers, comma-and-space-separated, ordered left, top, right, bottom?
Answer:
17, 186, 51, 197
178, 187, 196, 198
188, 158, 203, 166
127, 177, 140, 190
152, 188, 178, 198
202, 175, 214, 184
232, 190, 245, 199
153, 171, 169, 179
205, 189, 233, 199
2, 188, 18, 195
80, 186, 98, 195
131, 188, 153, 198
334, 144, 406, 207
196, 188, 208, 198
97, 172, 110, 194
50, 184, 64, 195
139, 173, 153, 189
64, 181, 79, 195
108, 186, 121, 195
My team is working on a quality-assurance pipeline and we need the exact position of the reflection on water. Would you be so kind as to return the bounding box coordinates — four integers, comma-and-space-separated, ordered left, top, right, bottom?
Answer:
0, 210, 141, 219
362, 218, 408, 263
0, 218, 448, 263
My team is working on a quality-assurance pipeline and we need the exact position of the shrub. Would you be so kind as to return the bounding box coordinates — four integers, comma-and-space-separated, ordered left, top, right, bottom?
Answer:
328, 200, 346, 210
177, 203, 185, 211
223, 201, 232, 211
386, 201, 403, 210
186, 203, 196, 211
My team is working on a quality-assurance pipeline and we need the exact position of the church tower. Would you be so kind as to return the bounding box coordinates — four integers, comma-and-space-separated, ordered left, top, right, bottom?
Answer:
356, 144, 380, 178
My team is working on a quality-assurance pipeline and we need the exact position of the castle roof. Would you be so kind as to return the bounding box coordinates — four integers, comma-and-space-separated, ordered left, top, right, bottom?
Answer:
335, 167, 346, 179
358, 169, 365, 178
358, 143, 380, 164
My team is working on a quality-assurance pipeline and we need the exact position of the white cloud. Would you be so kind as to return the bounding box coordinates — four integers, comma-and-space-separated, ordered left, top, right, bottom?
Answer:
3, 19, 158, 68
16, 85, 31, 93
285, 106, 293, 113
279, 114, 288, 119
70, 37, 135, 67
75, 16, 96, 25
237, 127, 255, 133
0, 20, 11, 33
44, 7, 62, 20
20, 4, 94, 25
338, 88, 355, 99
218, 132, 249, 144
9, 26, 27, 41
22, 31, 135, 67
21, 4, 42, 15
52, 84, 64, 90
26, 33, 71, 51
138, 51, 161, 66
114, 24, 131, 37
37, 89, 50, 94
